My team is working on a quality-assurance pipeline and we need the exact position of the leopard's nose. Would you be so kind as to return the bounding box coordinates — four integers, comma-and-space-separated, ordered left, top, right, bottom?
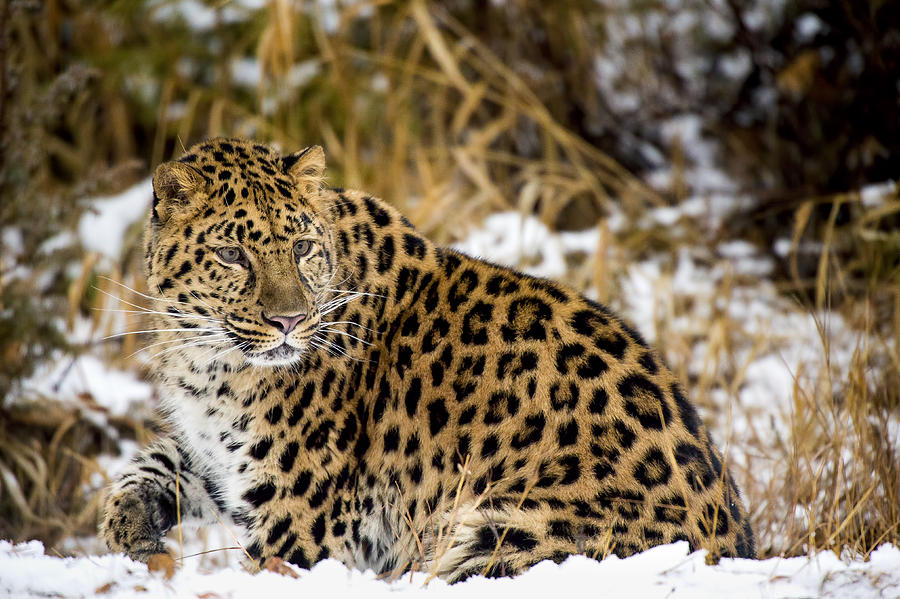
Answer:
262, 312, 307, 334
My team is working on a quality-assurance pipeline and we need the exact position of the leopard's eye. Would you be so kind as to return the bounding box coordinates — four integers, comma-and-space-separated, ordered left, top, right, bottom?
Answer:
293, 240, 314, 259
216, 246, 247, 266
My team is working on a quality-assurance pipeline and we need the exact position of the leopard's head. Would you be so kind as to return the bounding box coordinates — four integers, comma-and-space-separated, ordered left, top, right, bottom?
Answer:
145, 138, 338, 367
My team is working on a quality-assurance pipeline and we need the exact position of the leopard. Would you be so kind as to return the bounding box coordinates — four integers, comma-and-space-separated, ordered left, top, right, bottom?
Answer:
101, 137, 755, 582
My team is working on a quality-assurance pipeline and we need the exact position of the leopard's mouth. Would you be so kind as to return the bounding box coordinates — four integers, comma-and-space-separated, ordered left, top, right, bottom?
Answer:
221, 315, 318, 367
246, 341, 304, 367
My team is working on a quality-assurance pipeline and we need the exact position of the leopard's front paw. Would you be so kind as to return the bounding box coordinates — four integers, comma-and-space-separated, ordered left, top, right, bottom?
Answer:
101, 490, 171, 562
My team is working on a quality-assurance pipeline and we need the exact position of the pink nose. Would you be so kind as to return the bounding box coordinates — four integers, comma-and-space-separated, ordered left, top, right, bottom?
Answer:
262, 312, 306, 334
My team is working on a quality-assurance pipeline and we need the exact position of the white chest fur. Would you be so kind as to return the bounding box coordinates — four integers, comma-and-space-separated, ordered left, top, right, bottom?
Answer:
158, 364, 259, 517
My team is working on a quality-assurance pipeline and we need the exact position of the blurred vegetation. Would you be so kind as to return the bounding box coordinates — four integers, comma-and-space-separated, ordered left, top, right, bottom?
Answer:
0, 0, 898, 560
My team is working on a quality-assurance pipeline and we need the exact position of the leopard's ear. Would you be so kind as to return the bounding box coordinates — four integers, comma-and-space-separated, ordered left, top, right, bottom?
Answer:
151, 160, 208, 224
282, 145, 325, 192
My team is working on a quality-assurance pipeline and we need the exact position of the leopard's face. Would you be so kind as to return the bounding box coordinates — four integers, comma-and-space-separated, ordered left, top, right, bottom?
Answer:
146, 139, 337, 367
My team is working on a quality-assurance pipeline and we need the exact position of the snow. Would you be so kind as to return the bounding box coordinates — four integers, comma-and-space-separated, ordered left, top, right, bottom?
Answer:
39, 230, 79, 255
230, 58, 262, 88
452, 212, 597, 280
796, 13, 826, 42
860, 180, 897, 207
3, 540, 899, 599
151, 0, 266, 32
2, 226, 24, 261
78, 179, 153, 261
1, 226, 28, 282
287, 59, 321, 88
20, 353, 153, 418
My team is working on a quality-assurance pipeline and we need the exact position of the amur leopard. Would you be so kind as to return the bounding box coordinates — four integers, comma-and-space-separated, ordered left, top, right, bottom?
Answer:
102, 138, 755, 582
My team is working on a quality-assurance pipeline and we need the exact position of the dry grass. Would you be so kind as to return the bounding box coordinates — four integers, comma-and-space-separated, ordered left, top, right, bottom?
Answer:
735, 190, 899, 558
0, 394, 150, 547
0, 0, 897, 566
627, 188, 900, 559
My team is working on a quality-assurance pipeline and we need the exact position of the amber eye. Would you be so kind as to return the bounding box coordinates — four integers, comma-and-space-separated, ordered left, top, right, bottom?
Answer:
216, 246, 248, 266
293, 240, 314, 259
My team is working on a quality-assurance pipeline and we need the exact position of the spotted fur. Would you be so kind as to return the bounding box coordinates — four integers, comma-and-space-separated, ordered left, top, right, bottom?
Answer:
101, 138, 755, 581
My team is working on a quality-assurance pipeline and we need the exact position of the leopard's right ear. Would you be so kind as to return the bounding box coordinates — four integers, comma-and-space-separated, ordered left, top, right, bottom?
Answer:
151, 160, 209, 224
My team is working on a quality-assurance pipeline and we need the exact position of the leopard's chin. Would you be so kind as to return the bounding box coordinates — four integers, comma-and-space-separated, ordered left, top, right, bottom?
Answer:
245, 342, 305, 367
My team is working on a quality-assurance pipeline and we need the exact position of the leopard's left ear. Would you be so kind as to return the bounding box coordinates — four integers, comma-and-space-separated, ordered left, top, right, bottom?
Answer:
282, 146, 325, 192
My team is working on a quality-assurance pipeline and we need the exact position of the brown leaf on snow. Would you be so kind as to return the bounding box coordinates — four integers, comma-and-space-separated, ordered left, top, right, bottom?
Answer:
262, 556, 300, 578
147, 553, 176, 580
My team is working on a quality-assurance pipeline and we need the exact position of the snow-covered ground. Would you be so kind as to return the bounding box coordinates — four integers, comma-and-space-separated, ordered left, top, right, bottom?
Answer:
4, 540, 900, 599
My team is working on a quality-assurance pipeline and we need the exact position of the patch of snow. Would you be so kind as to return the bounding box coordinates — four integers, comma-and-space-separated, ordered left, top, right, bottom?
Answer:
620, 260, 664, 341
860, 180, 896, 208
649, 205, 684, 227
717, 241, 774, 277
79, 179, 153, 261
231, 57, 262, 88
38, 231, 78, 255
451, 212, 564, 279
773, 238, 791, 257
2, 226, 26, 279
371, 72, 390, 93
717, 240, 756, 259
796, 13, 825, 42
151, 0, 264, 31
772, 238, 825, 258
452, 212, 599, 281
21, 353, 153, 418
3, 540, 899, 599
311, 0, 340, 33
165, 101, 188, 122
153, 0, 217, 30
659, 115, 735, 194
718, 50, 752, 80
260, 60, 322, 115
96, 440, 142, 482
2, 226, 24, 259
287, 59, 321, 88
1, 227, 34, 287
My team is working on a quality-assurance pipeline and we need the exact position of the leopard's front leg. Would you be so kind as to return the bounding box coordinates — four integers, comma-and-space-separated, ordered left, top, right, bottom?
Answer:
101, 436, 222, 562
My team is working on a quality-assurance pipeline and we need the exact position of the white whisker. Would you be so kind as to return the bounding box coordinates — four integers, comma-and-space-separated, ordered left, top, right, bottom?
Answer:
94, 287, 172, 314
202, 343, 243, 367
93, 287, 220, 323
128, 333, 229, 359
320, 320, 377, 333
308, 339, 340, 359
93, 307, 219, 324
320, 295, 368, 316
102, 327, 222, 340
149, 337, 228, 361
319, 328, 372, 346
99, 277, 219, 314
310, 334, 364, 362
324, 287, 386, 300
